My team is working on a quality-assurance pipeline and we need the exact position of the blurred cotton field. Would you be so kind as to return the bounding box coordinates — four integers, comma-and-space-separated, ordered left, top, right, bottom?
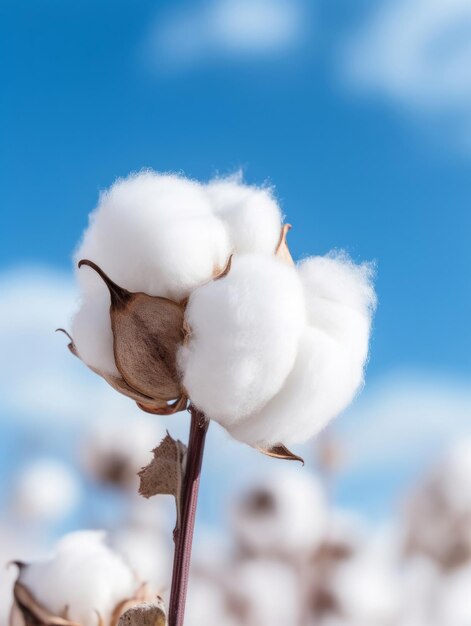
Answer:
5, 420, 471, 626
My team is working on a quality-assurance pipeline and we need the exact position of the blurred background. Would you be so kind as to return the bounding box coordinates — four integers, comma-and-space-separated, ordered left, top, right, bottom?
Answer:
1, 0, 470, 624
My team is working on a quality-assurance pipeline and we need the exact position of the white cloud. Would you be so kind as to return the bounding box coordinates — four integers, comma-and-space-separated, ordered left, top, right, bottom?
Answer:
333, 370, 471, 474
343, 0, 471, 126
146, 0, 306, 70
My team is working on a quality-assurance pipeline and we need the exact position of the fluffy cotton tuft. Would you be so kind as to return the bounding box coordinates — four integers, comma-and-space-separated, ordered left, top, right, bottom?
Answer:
75, 171, 231, 300
206, 175, 283, 255
230, 253, 376, 446
20, 531, 138, 626
231, 467, 327, 556
178, 255, 306, 426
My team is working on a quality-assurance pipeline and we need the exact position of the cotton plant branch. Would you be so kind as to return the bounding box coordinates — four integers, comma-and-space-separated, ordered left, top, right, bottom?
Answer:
55, 170, 376, 625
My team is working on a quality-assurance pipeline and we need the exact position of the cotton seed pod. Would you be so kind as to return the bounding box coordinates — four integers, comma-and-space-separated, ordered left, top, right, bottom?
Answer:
9, 531, 154, 626
231, 467, 327, 557
403, 440, 471, 570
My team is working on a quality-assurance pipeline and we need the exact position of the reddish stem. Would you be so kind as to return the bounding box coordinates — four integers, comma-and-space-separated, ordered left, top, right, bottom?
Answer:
168, 406, 209, 626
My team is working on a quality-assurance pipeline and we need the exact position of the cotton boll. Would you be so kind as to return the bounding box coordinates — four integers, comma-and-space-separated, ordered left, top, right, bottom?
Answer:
438, 440, 471, 514
230, 253, 376, 447
229, 559, 302, 626
20, 531, 138, 626
403, 441, 471, 569
398, 557, 439, 626
79, 415, 164, 489
185, 576, 237, 626
315, 509, 367, 566
435, 565, 471, 626
330, 552, 400, 625
232, 467, 327, 557
112, 528, 172, 595
0, 526, 40, 626
13, 459, 81, 524
207, 176, 282, 255
179, 255, 306, 426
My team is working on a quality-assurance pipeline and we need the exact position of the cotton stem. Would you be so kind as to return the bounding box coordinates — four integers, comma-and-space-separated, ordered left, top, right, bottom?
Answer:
168, 406, 209, 626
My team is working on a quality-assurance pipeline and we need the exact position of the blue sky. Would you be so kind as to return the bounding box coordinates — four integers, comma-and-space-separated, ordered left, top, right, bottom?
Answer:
0, 0, 470, 524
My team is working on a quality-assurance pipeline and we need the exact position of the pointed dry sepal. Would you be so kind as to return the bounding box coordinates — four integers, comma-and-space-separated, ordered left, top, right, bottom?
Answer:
275, 224, 295, 266
257, 443, 305, 465
10, 580, 82, 626
138, 433, 187, 526
79, 260, 185, 401
213, 254, 233, 280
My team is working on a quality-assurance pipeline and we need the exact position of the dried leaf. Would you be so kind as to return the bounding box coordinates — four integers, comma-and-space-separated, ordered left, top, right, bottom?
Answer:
257, 444, 304, 465
138, 433, 187, 524
117, 600, 167, 626
11, 582, 81, 626
275, 224, 295, 266
78, 260, 185, 401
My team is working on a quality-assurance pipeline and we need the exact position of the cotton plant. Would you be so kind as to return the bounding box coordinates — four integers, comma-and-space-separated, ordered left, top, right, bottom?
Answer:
403, 440, 471, 570
79, 414, 165, 490
57, 170, 376, 626
231, 466, 327, 558
9, 531, 165, 626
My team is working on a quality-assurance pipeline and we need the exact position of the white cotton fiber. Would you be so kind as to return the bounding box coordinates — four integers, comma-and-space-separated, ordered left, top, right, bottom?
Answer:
299, 253, 376, 362
231, 466, 327, 556
75, 171, 231, 300
206, 175, 283, 255
21, 531, 138, 626
178, 254, 306, 427
230, 252, 376, 446
71, 273, 118, 376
